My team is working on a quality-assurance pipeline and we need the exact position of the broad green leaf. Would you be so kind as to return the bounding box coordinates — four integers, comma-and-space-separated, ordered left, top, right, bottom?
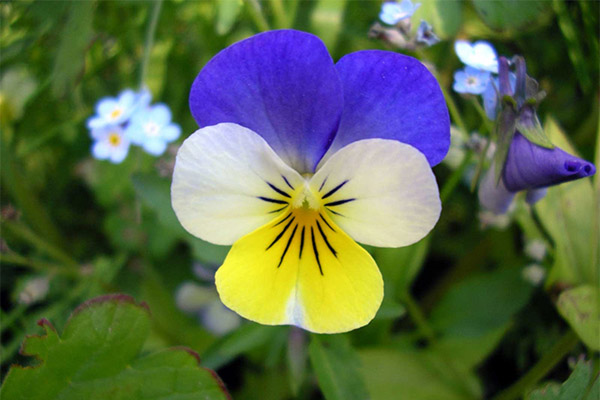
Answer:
0, 294, 230, 400
528, 360, 597, 400
429, 267, 533, 337
0, 66, 37, 122
472, 0, 551, 31
215, 0, 243, 35
556, 286, 600, 351
51, 1, 95, 97
413, 0, 462, 39
309, 335, 370, 400
535, 118, 597, 287
359, 347, 482, 400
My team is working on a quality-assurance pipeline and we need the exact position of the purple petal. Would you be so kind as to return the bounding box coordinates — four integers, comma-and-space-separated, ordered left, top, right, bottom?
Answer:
327, 51, 450, 166
503, 133, 596, 191
189, 30, 343, 173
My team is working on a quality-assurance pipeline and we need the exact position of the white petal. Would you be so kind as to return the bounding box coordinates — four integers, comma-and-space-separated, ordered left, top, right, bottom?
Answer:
310, 139, 441, 247
171, 123, 304, 245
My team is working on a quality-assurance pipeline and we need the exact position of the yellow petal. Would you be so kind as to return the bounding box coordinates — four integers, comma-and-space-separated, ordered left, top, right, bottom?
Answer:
215, 209, 383, 334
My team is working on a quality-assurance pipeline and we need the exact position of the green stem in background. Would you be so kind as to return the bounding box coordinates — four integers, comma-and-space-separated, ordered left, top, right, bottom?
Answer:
469, 137, 492, 191
140, 0, 163, 88
442, 87, 468, 137
246, 0, 270, 32
268, 0, 287, 28
0, 253, 79, 279
552, 0, 591, 94
491, 330, 579, 400
401, 293, 436, 342
470, 96, 494, 135
441, 151, 473, 202
0, 304, 27, 335
2, 220, 79, 270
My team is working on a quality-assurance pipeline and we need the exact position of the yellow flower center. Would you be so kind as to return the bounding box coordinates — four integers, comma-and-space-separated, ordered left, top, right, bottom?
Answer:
108, 132, 121, 147
110, 108, 123, 120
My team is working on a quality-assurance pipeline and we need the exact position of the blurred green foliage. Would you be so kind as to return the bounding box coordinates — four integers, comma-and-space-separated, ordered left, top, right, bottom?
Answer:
1, 1, 598, 399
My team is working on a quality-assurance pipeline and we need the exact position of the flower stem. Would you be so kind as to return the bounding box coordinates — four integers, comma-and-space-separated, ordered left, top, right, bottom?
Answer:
140, 0, 163, 88
491, 329, 579, 400
442, 87, 468, 137
401, 292, 436, 341
470, 96, 494, 135
268, 0, 287, 28
441, 151, 473, 203
246, 0, 270, 32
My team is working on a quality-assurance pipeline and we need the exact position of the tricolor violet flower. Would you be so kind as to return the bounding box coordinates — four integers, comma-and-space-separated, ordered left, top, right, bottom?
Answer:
454, 40, 499, 73
171, 30, 450, 333
453, 66, 491, 95
126, 104, 181, 156
379, 0, 420, 25
478, 56, 595, 214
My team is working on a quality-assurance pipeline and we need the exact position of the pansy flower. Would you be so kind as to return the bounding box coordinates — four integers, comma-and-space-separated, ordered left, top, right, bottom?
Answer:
171, 30, 449, 333
379, 0, 421, 25
454, 40, 499, 73
90, 125, 130, 164
453, 66, 491, 95
126, 104, 181, 156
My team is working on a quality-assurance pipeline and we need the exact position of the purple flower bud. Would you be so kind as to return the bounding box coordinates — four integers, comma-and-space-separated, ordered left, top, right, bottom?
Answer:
502, 133, 596, 192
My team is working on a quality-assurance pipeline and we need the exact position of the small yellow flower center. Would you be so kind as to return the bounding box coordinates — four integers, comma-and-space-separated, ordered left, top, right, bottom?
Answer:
467, 77, 478, 86
291, 181, 320, 211
110, 108, 123, 120
108, 132, 121, 147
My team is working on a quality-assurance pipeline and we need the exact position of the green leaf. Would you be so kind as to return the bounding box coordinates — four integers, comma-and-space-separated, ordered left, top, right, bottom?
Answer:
472, 0, 551, 31
51, 1, 95, 97
528, 360, 596, 400
413, 0, 462, 39
215, 0, 243, 35
359, 347, 482, 400
429, 267, 533, 337
309, 335, 370, 400
556, 286, 600, 351
0, 294, 230, 400
535, 117, 597, 287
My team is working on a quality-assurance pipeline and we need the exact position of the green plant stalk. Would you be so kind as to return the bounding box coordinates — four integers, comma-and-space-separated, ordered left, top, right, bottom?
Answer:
442, 86, 469, 137
268, 0, 287, 28
246, 0, 270, 32
2, 220, 78, 270
401, 292, 436, 342
441, 151, 473, 202
0, 253, 79, 278
0, 304, 27, 335
0, 136, 64, 250
552, 0, 591, 93
470, 96, 494, 135
140, 0, 163, 88
491, 329, 579, 400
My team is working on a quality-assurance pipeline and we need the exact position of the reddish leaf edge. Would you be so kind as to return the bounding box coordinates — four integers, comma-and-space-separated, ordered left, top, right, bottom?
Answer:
168, 346, 232, 400
4, 294, 231, 399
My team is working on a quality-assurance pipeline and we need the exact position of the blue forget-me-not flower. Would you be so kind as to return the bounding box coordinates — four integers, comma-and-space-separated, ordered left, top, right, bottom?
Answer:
415, 20, 440, 46
171, 30, 450, 334
126, 104, 181, 156
453, 66, 491, 95
455, 40, 499, 73
90, 125, 130, 164
379, 0, 420, 25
